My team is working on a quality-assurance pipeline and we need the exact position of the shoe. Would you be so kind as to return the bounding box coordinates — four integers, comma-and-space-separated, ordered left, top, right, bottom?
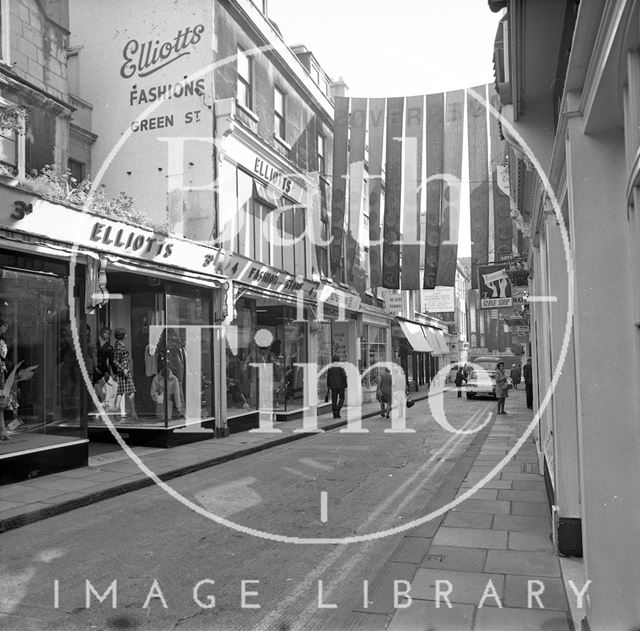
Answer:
337, 414, 342, 419
385, 414, 390, 419
381, 413, 385, 417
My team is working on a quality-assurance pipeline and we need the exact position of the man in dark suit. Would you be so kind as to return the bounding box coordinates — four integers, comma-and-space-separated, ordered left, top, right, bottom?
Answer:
327, 354, 347, 419
523, 357, 534, 409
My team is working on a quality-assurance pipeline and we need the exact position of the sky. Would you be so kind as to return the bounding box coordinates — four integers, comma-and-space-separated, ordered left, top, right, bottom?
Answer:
266, 0, 503, 257
267, 0, 502, 97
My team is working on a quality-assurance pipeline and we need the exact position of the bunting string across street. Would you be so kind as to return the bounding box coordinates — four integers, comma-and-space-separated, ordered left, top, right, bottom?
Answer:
330, 84, 518, 294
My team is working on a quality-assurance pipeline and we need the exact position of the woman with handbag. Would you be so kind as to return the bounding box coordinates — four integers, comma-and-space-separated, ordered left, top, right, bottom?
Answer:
495, 361, 509, 415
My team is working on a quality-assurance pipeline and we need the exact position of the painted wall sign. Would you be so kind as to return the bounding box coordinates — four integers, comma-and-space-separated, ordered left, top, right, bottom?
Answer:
120, 24, 205, 79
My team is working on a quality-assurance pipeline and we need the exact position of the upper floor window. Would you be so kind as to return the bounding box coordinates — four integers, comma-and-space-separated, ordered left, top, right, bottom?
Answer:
237, 47, 253, 110
274, 87, 285, 139
0, 0, 10, 63
0, 100, 26, 177
317, 133, 325, 175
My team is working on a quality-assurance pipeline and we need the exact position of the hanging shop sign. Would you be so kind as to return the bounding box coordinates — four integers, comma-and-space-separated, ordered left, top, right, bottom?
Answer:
380, 290, 404, 315
478, 263, 512, 309
316, 283, 361, 311
0, 189, 228, 280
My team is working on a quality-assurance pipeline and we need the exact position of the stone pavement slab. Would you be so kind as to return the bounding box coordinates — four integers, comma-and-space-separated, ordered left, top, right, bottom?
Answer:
387, 600, 475, 631
443, 510, 494, 529
410, 568, 505, 606
507, 530, 554, 552
474, 606, 571, 630
420, 546, 487, 573
503, 575, 569, 611
484, 550, 561, 577
433, 526, 507, 550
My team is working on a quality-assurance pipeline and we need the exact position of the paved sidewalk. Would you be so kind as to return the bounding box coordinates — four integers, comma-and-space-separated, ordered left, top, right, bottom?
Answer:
347, 389, 576, 631
0, 390, 432, 533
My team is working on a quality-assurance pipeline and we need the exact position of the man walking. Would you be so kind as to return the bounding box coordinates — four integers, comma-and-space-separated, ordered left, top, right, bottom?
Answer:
455, 365, 467, 398
327, 355, 347, 419
523, 357, 534, 409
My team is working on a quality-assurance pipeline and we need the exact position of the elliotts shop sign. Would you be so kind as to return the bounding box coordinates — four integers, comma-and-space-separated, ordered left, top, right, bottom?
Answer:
120, 24, 205, 79
0, 190, 226, 278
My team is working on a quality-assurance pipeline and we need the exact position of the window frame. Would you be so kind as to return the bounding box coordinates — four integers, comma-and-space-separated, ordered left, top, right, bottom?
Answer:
237, 46, 253, 111
0, 97, 26, 178
274, 86, 286, 140
0, 0, 10, 64
317, 132, 326, 175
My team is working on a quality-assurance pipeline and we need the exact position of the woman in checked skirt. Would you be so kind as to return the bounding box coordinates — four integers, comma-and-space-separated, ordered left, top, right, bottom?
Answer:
113, 328, 138, 421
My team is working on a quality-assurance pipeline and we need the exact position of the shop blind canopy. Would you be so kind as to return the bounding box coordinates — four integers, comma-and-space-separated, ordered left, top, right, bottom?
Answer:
398, 320, 434, 353
422, 327, 449, 356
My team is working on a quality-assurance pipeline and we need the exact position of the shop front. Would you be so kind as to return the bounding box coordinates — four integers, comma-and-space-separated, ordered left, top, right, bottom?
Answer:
314, 283, 359, 404
0, 185, 228, 482
223, 253, 318, 426
0, 241, 88, 483
359, 308, 393, 403
392, 318, 435, 393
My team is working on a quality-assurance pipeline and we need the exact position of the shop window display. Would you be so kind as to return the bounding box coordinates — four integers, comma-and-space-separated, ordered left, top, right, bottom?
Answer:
226, 295, 308, 415
360, 325, 388, 389
0, 256, 85, 449
87, 273, 213, 428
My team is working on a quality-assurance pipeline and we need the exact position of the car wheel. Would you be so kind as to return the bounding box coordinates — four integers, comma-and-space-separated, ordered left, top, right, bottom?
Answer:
466, 392, 474, 399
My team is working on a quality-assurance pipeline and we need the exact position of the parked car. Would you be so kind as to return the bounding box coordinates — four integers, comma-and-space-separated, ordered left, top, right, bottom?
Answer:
465, 356, 498, 399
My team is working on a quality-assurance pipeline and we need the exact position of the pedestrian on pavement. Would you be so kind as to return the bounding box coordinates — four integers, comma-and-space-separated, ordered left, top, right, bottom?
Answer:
326, 354, 347, 419
511, 363, 521, 389
377, 367, 393, 418
454, 365, 467, 398
495, 361, 508, 414
523, 357, 534, 409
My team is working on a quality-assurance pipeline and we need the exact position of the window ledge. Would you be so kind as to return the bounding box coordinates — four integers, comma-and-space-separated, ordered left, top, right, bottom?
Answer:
235, 100, 259, 123
273, 133, 292, 151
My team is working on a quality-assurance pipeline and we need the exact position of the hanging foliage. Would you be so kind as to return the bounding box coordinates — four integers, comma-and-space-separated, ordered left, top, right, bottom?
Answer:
0, 104, 31, 134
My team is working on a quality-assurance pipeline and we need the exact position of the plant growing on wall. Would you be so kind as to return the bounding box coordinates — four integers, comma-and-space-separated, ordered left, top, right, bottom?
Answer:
0, 104, 30, 134
16, 165, 169, 234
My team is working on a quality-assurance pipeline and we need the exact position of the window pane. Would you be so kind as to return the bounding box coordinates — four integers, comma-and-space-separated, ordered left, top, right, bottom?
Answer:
255, 202, 270, 265
0, 130, 17, 169
282, 209, 294, 274
274, 88, 284, 115
237, 48, 249, 80
237, 170, 253, 256
294, 206, 306, 277
164, 293, 213, 421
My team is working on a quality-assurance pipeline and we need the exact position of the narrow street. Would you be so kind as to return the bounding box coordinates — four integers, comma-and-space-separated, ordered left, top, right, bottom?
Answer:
0, 394, 495, 631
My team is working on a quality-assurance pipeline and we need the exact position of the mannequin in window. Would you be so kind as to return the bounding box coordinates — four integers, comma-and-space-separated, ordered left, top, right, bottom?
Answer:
112, 328, 138, 421
150, 364, 183, 419
94, 327, 117, 410
166, 329, 186, 409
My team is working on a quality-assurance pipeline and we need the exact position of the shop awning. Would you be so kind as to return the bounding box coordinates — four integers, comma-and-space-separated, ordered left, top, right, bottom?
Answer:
398, 320, 433, 353
423, 327, 448, 356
